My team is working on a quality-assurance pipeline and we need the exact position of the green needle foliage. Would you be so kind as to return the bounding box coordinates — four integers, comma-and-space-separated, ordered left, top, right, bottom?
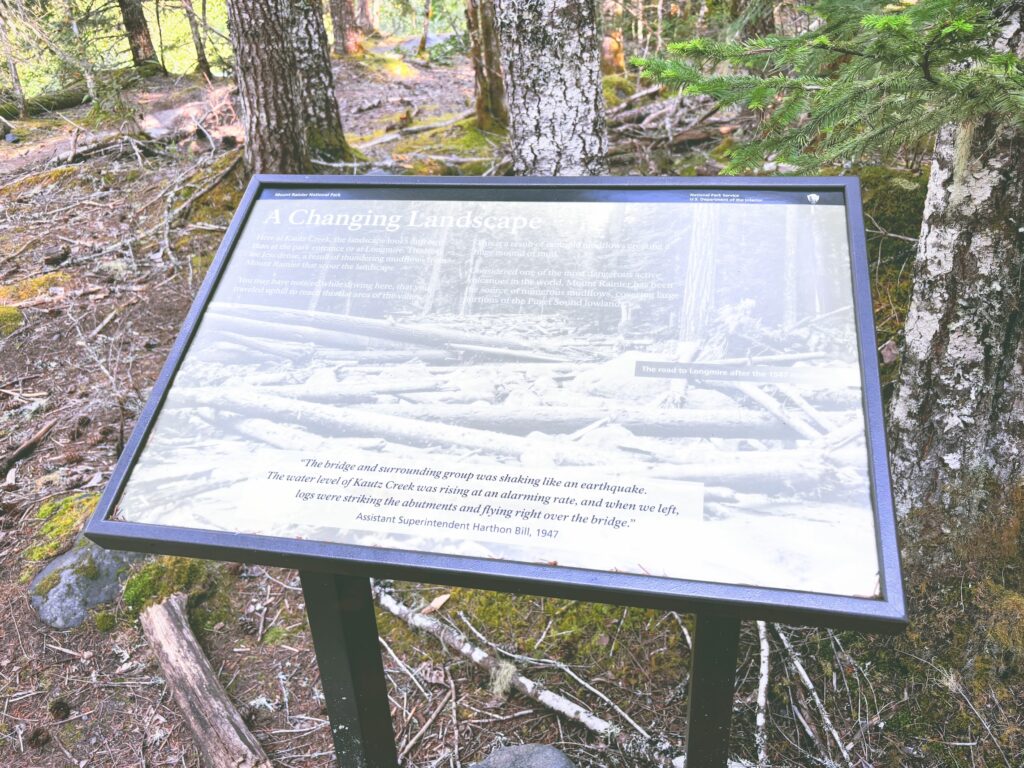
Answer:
635, 0, 1024, 173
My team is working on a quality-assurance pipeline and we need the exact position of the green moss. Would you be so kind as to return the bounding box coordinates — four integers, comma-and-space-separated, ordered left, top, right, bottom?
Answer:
978, 580, 1024, 654
92, 609, 116, 632
72, 552, 100, 581
0, 165, 78, 199
0, 271, 70, 304
122, 556, 213, 615
390, 117, 503, 176
603, 74, 635, 108
0, 306, 23, 336
262, 625, 294, 646
32, 570, 63, 597
23, 494, 99, 563
362, 53, 420, 81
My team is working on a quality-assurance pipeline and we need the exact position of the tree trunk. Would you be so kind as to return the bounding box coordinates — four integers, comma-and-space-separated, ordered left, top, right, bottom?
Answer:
329, 0, 363, 55
225, 0, 310, 173
291, 0, 356, 160
888, 17, 1024, 518
181, 0, 213, 79
356, 0, 378, 34
466, 0, 507, 130
116, 0, 161, 70
418, 0, 433, 55
493, 0, 608, 175
0, 15, 25, 119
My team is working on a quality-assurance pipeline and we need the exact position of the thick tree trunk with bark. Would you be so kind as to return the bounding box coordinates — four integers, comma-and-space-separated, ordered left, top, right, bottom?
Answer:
493, 0, 608, 175
466, 0, 507, 130
889, 17, 1024, 518
291, 0, 355, 159
181, 0, 213, 78
225, 0, 310, 173
116, 0, 162, 70
329, 0, 363, 55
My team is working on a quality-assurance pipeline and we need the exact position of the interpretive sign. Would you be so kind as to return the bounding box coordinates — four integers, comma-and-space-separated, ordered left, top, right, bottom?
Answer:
86, 176, 905, 631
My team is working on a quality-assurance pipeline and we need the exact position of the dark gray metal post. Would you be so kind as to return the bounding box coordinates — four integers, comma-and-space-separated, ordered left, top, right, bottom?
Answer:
300, 571, 398, 768
685, 614, 741, 768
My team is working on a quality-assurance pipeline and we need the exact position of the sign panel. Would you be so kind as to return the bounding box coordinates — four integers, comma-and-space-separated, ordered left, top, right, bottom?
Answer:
87, 177, 905, 630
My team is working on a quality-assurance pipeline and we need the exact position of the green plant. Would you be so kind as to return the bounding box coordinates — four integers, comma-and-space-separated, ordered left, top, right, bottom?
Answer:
636, 0, 1024, 172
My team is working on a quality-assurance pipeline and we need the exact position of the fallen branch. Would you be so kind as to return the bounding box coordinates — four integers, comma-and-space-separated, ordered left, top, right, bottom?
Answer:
1, 418, 57, 475
373, 583, 679, 766
139, 593, 273, 768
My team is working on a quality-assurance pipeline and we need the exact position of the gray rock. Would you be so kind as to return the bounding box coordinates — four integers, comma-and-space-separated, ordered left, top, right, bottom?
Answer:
472, 745, 577, 768
29, 538, 147, 629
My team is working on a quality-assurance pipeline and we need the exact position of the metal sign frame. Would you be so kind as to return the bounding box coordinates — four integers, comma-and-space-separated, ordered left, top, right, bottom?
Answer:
85, 174, 906, 633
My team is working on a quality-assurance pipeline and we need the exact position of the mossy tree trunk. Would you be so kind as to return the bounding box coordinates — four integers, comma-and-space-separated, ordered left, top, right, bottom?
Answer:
493, 0, 607, 175
466, 0, 507, 131
181, 0, 214, 79
225, 0, 310, 173
116, 0, 163, 71
329, 0, 362, 55
292, 0, 356, 160
888, 15, 1024, 520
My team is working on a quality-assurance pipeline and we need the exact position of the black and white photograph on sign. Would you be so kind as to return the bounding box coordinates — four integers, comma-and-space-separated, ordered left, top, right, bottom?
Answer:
114, 188, 880, 599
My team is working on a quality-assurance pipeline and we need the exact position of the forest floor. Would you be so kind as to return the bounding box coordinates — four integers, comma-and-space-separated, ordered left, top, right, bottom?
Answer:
2, 42, 1023, 768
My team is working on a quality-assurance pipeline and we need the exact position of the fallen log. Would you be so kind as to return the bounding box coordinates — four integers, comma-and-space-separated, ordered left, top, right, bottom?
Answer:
139, 593, 273, 768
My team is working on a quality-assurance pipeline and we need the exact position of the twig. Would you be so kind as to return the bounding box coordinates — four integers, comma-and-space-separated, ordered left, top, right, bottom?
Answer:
773, 625, 853, 768
457, 611, 652, 741
397, 688, 452, 762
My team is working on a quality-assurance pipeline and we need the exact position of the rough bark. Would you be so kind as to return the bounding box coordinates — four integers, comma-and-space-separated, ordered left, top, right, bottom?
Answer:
493, 0, 608, 175
0, 14, 25, 118
466, 0, 507, 130
225, 0, 310, 173
888, 15, 1024, 517
181, 0, 213, 79
329, 0, 363, 55
291, 0, 355, 159
140, 594, 273, 768
116, 0, 161, 70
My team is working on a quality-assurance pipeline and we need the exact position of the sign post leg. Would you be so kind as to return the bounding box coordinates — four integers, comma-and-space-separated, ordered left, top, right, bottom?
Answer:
300, 571, 398, 768
685, 614, 741, 768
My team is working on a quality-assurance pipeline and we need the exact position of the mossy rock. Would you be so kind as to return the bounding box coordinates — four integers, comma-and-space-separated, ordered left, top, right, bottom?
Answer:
29, 538, 147, 630
0, 306, 23, 337
23, 493, 99, 563
0, 271, 70, 304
